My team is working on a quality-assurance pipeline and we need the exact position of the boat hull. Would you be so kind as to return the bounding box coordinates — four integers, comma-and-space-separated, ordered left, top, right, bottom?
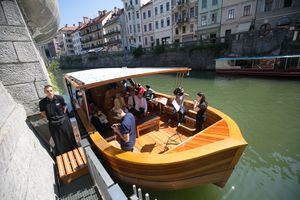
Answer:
90, 103, 247, 190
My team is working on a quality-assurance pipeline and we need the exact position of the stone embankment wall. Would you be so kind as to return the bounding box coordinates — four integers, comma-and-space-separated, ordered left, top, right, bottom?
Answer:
60, 49, 218, 70
0, 0, 50, 116
0, 82, 56, 200
0, 1, 55, 199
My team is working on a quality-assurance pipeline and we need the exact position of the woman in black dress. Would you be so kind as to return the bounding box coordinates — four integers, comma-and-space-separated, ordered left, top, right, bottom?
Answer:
193, 92, 208, 131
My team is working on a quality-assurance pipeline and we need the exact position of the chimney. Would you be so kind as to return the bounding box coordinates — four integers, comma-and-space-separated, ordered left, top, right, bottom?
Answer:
78, 22, 82, 26
65, 24, 68, 27
103, 10, 106, 14
83, 16, 89, 24
98, 10, 102, 16
73, 24, 75, 26
114, 7, 117, 14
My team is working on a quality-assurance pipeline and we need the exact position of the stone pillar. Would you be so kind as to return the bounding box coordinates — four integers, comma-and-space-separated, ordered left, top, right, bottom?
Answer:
0, 0, 50, 116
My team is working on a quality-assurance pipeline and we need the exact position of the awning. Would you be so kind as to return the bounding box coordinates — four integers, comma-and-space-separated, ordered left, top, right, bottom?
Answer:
237, 22, 251, 32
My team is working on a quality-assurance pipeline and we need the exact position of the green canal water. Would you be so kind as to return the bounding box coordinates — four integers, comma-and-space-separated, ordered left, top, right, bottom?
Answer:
57, 70, 300, 200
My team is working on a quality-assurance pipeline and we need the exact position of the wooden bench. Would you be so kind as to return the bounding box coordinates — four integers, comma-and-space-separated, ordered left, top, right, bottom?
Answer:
136, 115, 160, 138
56, 147, 89, 184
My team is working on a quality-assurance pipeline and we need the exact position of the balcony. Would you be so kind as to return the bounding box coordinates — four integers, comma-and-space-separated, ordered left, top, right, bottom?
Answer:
105, 39, 121, 45
103, 30, 121, 37
176, 17, 189, 25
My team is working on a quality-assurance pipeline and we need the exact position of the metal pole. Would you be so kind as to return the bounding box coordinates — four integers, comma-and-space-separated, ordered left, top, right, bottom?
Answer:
132, 185, 137, 196
145, 193, 150, 200
285, 58, 288, 70
138, 188, 143, 200
82, 89, 90, 122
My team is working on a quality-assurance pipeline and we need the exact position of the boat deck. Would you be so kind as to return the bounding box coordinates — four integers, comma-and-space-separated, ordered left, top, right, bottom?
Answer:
135, 118, 190, 154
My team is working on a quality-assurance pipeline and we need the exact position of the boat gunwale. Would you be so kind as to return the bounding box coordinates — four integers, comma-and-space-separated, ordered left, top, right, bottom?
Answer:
90, 104, 247, 165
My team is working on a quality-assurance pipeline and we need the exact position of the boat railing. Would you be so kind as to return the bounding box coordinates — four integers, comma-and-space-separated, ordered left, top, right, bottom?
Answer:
81, 139, 155, 200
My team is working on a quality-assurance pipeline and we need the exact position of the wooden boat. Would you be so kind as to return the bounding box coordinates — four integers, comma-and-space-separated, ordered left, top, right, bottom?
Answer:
215, 55, 300, 77
64, 67, 247, 190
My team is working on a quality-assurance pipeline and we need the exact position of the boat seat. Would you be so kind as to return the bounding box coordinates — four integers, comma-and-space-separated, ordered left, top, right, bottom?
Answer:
177, 115, 197, 135
56, 147, 89, 184
136, 115, 160, 137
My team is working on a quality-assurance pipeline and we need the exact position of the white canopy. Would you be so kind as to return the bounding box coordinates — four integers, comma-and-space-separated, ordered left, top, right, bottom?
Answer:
65, 67, 190, 89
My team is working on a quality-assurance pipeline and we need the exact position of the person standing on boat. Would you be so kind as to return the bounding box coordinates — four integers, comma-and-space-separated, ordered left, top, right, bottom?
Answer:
193, 92, 208, 131
172, 87, 187, 124
110, 107, 136, 151
39, 85, 77, 156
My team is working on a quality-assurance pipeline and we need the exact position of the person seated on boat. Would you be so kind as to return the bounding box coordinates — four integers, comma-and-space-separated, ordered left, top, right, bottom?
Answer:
171, 87, 187, 124
91, 108, 112, 138
114, 93, 127, 111
193, 92, 208, 132
127, 89, 137, 113
145, 85, 155, 101
110, 107, 136, 152
134, 83, 145, 96
74, 90, 83, 109
134, 90, 148, 117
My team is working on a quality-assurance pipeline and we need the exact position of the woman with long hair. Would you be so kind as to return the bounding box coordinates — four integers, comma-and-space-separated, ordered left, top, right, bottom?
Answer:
193, 92, 208, 132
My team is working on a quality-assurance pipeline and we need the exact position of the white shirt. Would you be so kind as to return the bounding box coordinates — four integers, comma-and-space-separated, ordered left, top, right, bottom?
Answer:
134, 96, 147, 113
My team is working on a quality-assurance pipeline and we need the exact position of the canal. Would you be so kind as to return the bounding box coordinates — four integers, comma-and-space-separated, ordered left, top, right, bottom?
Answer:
56, 69, 300, 200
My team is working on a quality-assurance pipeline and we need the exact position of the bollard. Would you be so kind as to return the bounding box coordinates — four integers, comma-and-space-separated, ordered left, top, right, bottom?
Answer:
138, 188, 143, 200
145, 193, 150, 200
133, 185, 137, 196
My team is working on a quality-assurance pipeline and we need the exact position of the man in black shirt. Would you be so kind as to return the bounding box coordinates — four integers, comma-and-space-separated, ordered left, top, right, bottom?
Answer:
39, 85, 77, 155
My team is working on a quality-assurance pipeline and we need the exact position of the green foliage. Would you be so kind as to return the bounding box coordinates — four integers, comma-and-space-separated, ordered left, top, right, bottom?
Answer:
132, 46, 144, 58
153, 45, 165, 55
47, 60, 62, 94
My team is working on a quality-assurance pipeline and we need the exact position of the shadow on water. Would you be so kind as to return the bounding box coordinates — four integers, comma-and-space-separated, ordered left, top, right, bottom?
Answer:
57, 69, 300, 200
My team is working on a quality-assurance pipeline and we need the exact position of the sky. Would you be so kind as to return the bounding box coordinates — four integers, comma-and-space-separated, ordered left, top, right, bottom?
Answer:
58, 0, 123, 28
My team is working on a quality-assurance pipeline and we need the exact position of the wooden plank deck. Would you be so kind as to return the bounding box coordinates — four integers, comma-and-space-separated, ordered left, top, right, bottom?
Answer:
135, 118, 190, 154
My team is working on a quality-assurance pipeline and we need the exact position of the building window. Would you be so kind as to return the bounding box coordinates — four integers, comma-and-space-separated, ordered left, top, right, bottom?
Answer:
264, 0, 273, 12
175, 28, 179, 35
148, 10, 151, 18
243, 5, 251, 16
228, 9, 235, 19
175, 12, 179, 22
211, 13, 217, 24
155, 21, 159, 29
130, 0, 132, 5
284, 0, 292, 7
161, 19, 164, 28
212, 0, 218, 6
155, 7, 158, 15
167, 17, 170, 26
182, 10, 187, 19
136, 11, 140, 19
132, 11, 135, 20
190, 7, 195, 18
160, 5, 163, 13
182, 26, 186, 33
137, 24, 140, 32
190, 24, 194, 32
149, 23, 152, 31
128, 12, 131, 20
129, 25, 132, 33
139, 36, 141, 42
145, 37, 148, 45
134, 25, 136, 33
144, 24, 147, 32
143, 12, 146, 19
166, 2, 170, 11
202, 0, 207, 8
135, 0, 138, 5
201, 15, 207, 26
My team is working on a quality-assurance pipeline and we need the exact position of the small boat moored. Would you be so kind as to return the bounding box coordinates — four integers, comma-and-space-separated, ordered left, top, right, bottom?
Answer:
64, 67, 248, 190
